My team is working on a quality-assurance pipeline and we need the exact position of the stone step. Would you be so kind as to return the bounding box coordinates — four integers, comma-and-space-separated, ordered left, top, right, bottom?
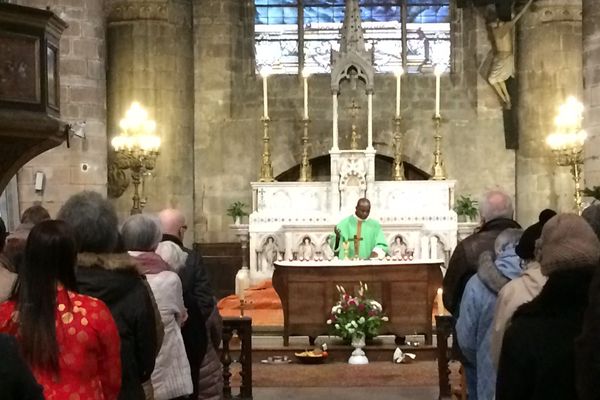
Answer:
225, 334, 438, 363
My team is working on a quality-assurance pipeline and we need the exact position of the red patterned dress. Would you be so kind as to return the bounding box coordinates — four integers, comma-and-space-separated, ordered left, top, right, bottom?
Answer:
0, 287, 122, 400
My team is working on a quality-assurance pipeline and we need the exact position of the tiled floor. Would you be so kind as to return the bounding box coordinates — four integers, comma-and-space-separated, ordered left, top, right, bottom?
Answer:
252, 386, 439, 399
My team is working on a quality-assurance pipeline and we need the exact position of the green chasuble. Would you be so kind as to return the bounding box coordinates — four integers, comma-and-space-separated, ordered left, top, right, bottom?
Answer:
331, 215, 388, 259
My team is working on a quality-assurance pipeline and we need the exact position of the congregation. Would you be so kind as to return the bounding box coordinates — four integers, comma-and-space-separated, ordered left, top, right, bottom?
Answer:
2, 188, 600, 400
0, 192, 222, 400
443, 189, 600, 400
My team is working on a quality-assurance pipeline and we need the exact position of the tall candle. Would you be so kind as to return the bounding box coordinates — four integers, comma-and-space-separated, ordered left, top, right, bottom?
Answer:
395, 67, 403, 118
434, 64, 444, 118
261, 67, 271, 119
302, 69, 310, 119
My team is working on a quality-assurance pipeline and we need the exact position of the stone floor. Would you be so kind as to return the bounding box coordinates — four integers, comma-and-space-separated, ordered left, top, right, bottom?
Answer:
253, 386, 439, 399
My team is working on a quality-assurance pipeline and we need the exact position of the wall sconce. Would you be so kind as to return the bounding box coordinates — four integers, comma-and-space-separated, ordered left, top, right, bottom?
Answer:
110, 102, 160, 214
546, 97, 586, 214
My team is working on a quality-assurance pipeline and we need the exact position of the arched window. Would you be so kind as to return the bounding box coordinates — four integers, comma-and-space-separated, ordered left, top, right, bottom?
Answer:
255, 0, 450, 74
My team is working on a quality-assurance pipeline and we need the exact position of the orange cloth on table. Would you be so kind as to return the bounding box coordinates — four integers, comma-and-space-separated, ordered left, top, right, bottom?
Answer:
218, 280, 283, 326
218, 279, 282, 310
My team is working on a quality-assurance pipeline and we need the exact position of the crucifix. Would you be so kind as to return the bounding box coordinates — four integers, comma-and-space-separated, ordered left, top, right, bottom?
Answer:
347, 98, 361, 150
352, 234, 363, 259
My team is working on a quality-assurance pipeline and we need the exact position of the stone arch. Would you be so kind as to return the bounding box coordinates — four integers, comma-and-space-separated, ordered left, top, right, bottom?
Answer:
275, 154, 429, 181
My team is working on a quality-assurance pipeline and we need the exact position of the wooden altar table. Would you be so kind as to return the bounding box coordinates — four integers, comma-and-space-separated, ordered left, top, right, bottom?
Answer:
272, 259, 444, 346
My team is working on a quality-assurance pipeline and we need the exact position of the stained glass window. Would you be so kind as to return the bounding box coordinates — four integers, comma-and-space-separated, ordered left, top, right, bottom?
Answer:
255, 0, 450, 74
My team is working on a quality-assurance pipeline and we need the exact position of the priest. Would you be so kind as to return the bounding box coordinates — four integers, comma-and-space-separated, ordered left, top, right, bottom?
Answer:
332, 198, 388, 259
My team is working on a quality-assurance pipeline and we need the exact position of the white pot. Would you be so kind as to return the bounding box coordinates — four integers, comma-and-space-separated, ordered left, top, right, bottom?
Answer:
234, 215, 241, 225
348, 334, 369, 365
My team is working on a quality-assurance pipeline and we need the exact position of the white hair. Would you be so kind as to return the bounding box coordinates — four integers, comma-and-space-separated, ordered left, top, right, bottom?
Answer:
479, 189, 514, 222
155, 241, 188, 272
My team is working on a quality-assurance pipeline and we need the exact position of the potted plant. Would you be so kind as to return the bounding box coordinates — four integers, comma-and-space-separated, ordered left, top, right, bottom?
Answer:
227, 201, 249, 224
454, 194, 478, 223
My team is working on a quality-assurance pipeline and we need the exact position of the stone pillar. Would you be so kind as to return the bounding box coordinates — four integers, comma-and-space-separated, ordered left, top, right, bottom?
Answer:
516, 0, 582, 225
583, 1, 600, 187
193, 0, 250, 242
106, 0, 194, 243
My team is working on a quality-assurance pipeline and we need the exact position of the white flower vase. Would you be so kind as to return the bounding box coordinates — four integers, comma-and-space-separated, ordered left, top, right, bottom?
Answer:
348, 334, 369, 365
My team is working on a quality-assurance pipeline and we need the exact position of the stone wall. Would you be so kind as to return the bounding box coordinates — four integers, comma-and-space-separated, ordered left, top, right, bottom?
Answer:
583, 0, 600, 187
193, 1, 515, 242
516, 0, 582, 225
13, 0, 108, 218
7, 0, 531, 242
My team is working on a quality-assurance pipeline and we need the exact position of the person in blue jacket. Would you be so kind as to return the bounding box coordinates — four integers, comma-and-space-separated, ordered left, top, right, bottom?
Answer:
456, 228, 523, 400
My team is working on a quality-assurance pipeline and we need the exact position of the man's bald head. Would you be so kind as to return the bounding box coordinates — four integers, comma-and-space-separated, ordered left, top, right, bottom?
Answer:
159, 208, 187, 240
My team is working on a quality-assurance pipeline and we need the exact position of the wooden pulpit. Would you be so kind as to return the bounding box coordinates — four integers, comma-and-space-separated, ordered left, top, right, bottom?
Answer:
0, 4, 68, 193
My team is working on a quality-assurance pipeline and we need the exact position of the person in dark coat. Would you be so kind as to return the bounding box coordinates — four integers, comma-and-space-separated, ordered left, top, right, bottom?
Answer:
443, 189, 519, 398
58, 191, 159, 400
496, 214, 600, 400
575, 203, 600, 400
0, 333, 44, 400
443, 189, 521, 315
159, 208, 215, 399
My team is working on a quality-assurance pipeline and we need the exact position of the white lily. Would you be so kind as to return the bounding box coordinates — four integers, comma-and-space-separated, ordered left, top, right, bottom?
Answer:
358, 316, 365, 324
371, 300, 383, 311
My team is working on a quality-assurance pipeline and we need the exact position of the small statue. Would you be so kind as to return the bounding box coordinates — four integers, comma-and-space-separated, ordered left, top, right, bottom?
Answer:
260, 236, 279, 272
390, 236, 408, 259
297, 236, 316, 261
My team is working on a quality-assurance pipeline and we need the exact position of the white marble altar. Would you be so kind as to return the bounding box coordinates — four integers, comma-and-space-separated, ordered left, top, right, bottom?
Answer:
249, 179, 457, 283
246, 0, 458, 284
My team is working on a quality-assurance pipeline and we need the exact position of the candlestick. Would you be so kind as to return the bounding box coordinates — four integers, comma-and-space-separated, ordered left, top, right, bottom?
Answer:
298, 117, 312, 182
431, 115, 447, 180
395, 67, 403, 118
302, 68, 310, 120
436, 288, 444, 315
261, 67, 271, 119
392, 116, 404, 180
434, 64, 444, 118
258, 116, 274, 182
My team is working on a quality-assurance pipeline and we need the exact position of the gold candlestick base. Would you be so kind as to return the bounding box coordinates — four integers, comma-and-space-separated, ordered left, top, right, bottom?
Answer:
259, 116, 275, 182
552, 148, 584, 215
298, 118, 312, 182
430, 115, 446, 181
392, 116, 405, 181
239, 298, 249, 318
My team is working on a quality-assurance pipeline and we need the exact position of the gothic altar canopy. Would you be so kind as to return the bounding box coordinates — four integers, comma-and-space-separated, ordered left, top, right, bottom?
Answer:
248, 0, 457, 283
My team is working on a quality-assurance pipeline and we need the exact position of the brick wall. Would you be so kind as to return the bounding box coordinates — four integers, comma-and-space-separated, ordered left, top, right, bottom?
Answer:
13, 0, 107, 218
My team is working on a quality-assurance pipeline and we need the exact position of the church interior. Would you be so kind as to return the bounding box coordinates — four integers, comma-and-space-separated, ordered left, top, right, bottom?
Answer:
2, 0, 600, 399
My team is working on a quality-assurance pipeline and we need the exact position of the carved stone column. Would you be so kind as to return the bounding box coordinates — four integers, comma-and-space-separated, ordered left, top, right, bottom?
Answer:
583, 1, 600, 188
106, 0, 194, 236
516, 0, 582, 224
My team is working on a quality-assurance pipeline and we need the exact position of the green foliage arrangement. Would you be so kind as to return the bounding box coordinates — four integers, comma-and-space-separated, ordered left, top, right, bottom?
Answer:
226, 201, 249, 222
454, 194, 478, 221
583, 186, 600, 202
326, 282, 388, 341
